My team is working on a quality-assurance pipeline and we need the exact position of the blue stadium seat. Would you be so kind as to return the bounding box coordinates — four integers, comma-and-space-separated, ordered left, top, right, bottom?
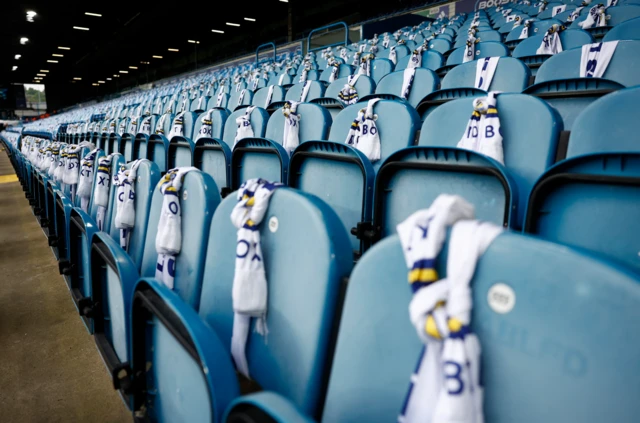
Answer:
444, 41, 510, 68
319, 64, 353, 83
289, 99, 420, 254
453, 30, 503, 49
603, 16, 640, 41
537, 2, 567, 19
424, 38, 452, 54
524, 40, 640, 130
370, 58, 394, 83
284, 81, 326, 103
232, 103, 331, 189
194, 107, 269, 194
570, 5, 640, 39
146, 112, 175, 172
251, 85, 286, 110
228, 88, 255, 112
513, 29, 594, 75
418, 57, 530, 120
225, 230, 640, 423
132, 114, 159, 161
505, 19, 563, 49
374, 68, 439, 108
373, 93, 560, 241
124, 188, 352, 421
311, 75, 376, 119
394, 49, 444, 71
90, 169, 220, 409
167, 112, 198, 169
525, 86, 640, 272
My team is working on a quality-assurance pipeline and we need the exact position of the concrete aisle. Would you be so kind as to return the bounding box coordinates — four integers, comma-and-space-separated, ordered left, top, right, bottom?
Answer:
0, 149, 130, 422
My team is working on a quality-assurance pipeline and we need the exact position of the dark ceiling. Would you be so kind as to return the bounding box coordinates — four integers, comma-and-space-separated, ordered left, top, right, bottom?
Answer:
0, 0, 429, 110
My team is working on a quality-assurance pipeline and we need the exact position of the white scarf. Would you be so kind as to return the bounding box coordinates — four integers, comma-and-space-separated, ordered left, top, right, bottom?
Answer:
579, 4, 607, 29
282, 101, 301, 155
519, 20, 533, 39
156, 113, 169, 135
358, 54, 373, 77
216, 90, 225, 108
340, 48, 349, 61
113, 160, 142, 251
475, 57, 500, 91
401, 47, 424, 100
48, 144, 59, 177
264, 85, 275, 108
237, 89, 247, 108
397, 194, 502, 423
234, 106, 256, 146
54, 147, 67, 184
607, 0, 617, 6
299, 80, 312, 102
328, 61, 340, 83
457, 93, 504, 165
230, 178, 283, 379
338, 73, 362, 106
63, 146, 81, 201
389, 46, 398, 65
463, 36, 478, 63
512, 16, 522, 28
278, 73, 286, 86
195, 109, 214, 141
580, 41, 618, 78
168, 111, 186, 139
140, 115, 152, 135
383, 34, 391, 49
77, 148, 100, 212
155, 167, 198, 289
299, 62, 311, 84
345, 98, 381, 162
552, 4, 566, 16
537, 24, 564, 55
505, 14, 516, 22
539, 0, 549, 12
94, 154, 114, 231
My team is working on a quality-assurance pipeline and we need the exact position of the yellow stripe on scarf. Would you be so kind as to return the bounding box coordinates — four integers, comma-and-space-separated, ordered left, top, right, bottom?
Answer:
408, 268, 438, 284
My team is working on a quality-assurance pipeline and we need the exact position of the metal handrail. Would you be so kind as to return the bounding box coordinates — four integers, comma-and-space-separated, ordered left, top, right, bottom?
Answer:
307, 21, 349, 52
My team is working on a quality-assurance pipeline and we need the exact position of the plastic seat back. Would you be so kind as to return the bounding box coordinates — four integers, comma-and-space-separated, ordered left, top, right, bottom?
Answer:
375, 68, 439, 108
285, 81, 326, 103
453, 30, 503, 48
232, 103, 332, 187
513, 29, 594, 70
252, 85, 286, 109
198, 189, 353, 417
139, 171, 221, 308
192, 108, 229, 141
392, 94, 560, 230
228, 88, 254, 112
325, 75, 375, 101
530, 40, 640, 129
106, 160, 162, 271
321, 232, 640, 423
603, 16, 640, 41
319, 64, 353, 82
446, 42, 510, 65
526, 87, 640, 271
370, 58, 394, 83
441, 57, 530, 92
425, 38, 452, 54
506, 19, 563, 43
394, 50, 445, 71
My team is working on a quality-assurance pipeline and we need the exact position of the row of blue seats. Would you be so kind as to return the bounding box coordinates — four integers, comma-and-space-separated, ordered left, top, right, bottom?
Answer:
3, 121, 640, 422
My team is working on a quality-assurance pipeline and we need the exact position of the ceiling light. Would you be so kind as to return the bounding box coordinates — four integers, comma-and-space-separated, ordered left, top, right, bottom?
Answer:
85, 12, 102, 17
152, 55, 163, 59
119, 70, 128, 73
114, 75, 120, 78
40, 70, 49, 73
129, 66, 138, 69
188, 40, 200, 44
15, 54, 21, 60
52, 54, 64, 57
37, 73, 46, 77
20, 37, 29, 45
73, 77, 82, 80
26, 11, 37, 22
244, 17, 256, 21
58, 46, 71, 50
92, 83, 99, 86
73, 26, 90, 31
140, 61, 150, 64
212, 29, 224, 34
12, 66, 18, 71
168, 48, 179, 52
107, 78, 112, 80
98, 80, 105, 84
280, 0, 288, 2
47, 60, 58, 63
226, 22, 240, 27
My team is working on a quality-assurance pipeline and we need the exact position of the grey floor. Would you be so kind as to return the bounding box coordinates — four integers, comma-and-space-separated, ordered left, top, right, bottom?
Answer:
0, 149, 130, 422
